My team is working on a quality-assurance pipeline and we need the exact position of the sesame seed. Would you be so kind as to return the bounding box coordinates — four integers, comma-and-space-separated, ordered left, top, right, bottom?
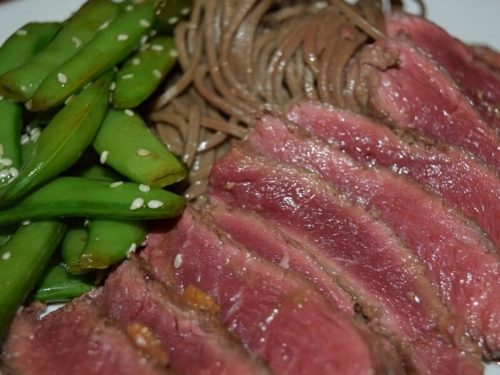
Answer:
169, 49, 178, 58
124, 109, 134, 117
64, 95, 74, 105
71, 36, 82, 48
109, 81, 116, 91
111, 0, 125, 3
22, 220, 31, 226
0, 144, 3, 156
168, 17, 179, 25
149, 30, 157, 37
127, 243, 137, 257
9, 167, 19, 179
130, 197, 144, 210
30, 128, 41, 142
0, 158, 12, 167
173, 253, 182, 268
132, 58, 141, 65
140, 35, 148, 45
125, 4, 134, 11
16, 29, 27, 36
0, 95, 3, 101
25, 101, 32, 110
84, 219, 90, 226
57, 72, 68, 84
2, 252, 11, 260
139, 19, 151, 28
117, 34, 129, 42
136, 148, 150, 156
181, 7, 190, 15
147, 200, 163, 209
151, 44, 163, 52
139, 184, 150, 192
100, 150, 109, 164
109, 181, 123, 188
153, 69, 162, 79
121, 73, 134, 79
98, 20, 110, 30
20, 134, 30, 145
0, 169, 10, 180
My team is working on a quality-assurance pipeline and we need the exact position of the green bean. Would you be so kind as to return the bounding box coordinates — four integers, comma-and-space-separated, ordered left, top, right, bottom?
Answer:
73, 219, 146, 271
0, 176, 185, 225
0, 0, 121, 102
0, 22, 61, 77
34, 263, 94, 302
155, 0, 192, 33
94, 109, 186, 187
0, 73, 112, 207
61, 225, 87, 272
0, 101, 22, 184
112, 36, 176, 109
0, 221, 66, 337
29, 3, 155, 111
79, 163, 122, 181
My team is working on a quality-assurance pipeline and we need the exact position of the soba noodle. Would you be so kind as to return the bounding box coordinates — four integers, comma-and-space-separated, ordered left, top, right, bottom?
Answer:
150, 0, 418, 201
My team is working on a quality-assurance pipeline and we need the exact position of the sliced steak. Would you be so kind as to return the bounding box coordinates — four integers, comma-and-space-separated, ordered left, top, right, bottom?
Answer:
345, 37, 500, 171
210, 204, 354, 313
287, 101, 500, 250
387, 12, 500, 130
142, 208, 404, 375
249, 114, 500, 358
209, 147, 483, 375
101, 257, 269, 375
2, 291, 169, 375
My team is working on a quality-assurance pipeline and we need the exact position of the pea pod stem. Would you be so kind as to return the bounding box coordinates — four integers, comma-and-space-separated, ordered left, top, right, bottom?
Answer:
29, 2, 155, 111
112, 35, 177, 109
0, 176, 185, 225
0, 0, 121, 101
0, 73, 112, 207
94, 109, 186, 187
0, 221, 66, 338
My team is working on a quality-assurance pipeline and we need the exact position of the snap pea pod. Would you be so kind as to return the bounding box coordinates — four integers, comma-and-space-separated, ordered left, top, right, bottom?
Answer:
94, 109, 186, 187
112, 36, 176, 109
0, 0, 121, 102
73, 219, 146, 272
0, 176, 185, 225
0, 73, 112, 207
34, 263, 94, 302
0, 221, 66, 337
29, 3, 155, 111
61, 225, 87, 270
0, 101, 22, 183
0, 22, 61, 77
155, 0, 192, 33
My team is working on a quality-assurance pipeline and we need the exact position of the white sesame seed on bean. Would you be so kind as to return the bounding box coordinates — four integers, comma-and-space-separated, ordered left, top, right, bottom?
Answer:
57, 72, 68, 84
25, 101, 32, 110
117, 34, 129, 42
125, 4, 134, 11
151, 44, 163, 52
109, 81, 116, 91
168, 17, 179, 25
181, 7, 190, 15
0, 144, 3, 157
20, 134, 30, 145
139, 184, 150, 192
153, 69, 162, 79
139, 19, 151, 28
124, 109, 134, 117
100, 150, 109, 164
22, 220, 31, 226
2, 252, 11, 260
16, 29, 27, 36
173, 253, 182, 268
0, 158, 12, 167
98, 21, 111, 31
121, 73, 134, 80
140, 35, 148, 45
0, 169, 9, 179
169, 49, 178, 58
64, 95, 74, 105
127, 243, 137, 257
147, 200, 163, 209
71, 36, 82, 48
9, 167, 19, 179
0, 96, 3, 101
136, 148, 150, 156
132, 58, 141, 66
129, 197, 144, 210
109, 181, 123, 188
111, 0, 125, 3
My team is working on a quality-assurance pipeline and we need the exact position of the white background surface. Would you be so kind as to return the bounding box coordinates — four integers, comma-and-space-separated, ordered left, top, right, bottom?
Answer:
0, 0, 499, 374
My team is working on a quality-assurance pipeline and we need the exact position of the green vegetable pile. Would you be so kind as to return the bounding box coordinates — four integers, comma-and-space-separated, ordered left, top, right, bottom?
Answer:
0, 0, 192, 337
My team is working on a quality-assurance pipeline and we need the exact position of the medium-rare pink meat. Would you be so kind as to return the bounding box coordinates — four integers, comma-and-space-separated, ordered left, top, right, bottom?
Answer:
209, 147, 483, 375
287, 101, 500, 250
142, 208, 405, 375
210, 204, 354, 313
386, 12, 500, 130
2, 291, 169, 375
346, 38, 500, 171
249, 114, 500, 359
101, 257, 269, 375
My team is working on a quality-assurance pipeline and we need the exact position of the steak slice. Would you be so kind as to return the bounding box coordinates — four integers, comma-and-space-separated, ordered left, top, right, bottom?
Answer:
346, 37, 500, 171
386, 12, 500, 130
210, 204, 354, 313
209, 147, 483, 375
287, 101, 500, 250
142, 208, 404, 375
2, 291, 169, 375
101, 257, 269, 375
249, 114, 500, 359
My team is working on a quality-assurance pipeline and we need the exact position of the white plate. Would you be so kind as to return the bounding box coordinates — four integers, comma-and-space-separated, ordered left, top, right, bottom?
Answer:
0, 1, 498, 374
